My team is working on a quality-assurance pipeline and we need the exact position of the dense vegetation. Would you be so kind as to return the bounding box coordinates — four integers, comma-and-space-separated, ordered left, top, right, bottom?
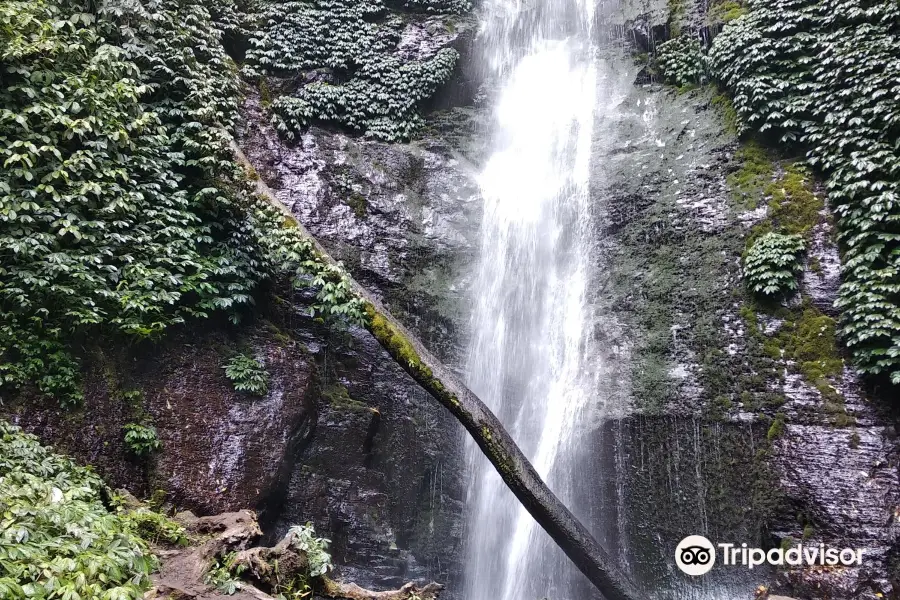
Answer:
244, 0, 464, 141
708, 0, 900, 383
0, 421, 155, 599
0, 0, 365, 405
658, 0, 900, 385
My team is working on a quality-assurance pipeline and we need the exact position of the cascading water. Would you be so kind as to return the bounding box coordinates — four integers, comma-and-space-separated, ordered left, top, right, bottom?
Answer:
462, 1, 603, 598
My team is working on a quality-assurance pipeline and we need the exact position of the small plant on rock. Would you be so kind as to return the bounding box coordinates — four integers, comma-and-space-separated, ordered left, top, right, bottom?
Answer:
122, 509, 188, 546
743, 232, 806, 297
123, 423, 161, 456
206, 552, 247, 595
224, 353, 270, 395
288, 523, 332, 577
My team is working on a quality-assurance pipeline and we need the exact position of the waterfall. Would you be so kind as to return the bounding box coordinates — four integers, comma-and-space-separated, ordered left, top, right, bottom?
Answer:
463, 0, 603, 598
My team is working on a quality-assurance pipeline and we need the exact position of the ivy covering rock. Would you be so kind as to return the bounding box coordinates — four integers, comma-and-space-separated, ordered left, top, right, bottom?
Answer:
744, 232, 806, 297
656, 36, 707, 87
0, 0, 363, 405
708, 0, 900, 383
244, 0, 463, 141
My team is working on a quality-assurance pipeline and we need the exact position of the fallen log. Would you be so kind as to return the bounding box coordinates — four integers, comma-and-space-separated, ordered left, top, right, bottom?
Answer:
235, 144, 641, 600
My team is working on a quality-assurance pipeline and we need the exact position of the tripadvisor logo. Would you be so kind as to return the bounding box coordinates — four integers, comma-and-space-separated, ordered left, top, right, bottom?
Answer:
675, 535, 866, 576
675, 536, 716, 575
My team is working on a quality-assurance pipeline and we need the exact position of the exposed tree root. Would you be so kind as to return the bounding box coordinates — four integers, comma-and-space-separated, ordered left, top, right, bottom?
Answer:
145, 510, 440, 600
234, 143, 642, 600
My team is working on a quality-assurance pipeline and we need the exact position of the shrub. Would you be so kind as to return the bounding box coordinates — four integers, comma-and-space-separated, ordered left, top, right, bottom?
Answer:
224, 353, 269, 395
124, 423, 161, 456
743, 232, 806, 296
0, 420, 155, 599
709, 0, 900, 382
0, 0, 367, 405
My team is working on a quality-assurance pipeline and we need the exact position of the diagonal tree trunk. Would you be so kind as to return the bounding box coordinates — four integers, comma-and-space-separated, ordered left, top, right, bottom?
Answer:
236, 145, 642, 600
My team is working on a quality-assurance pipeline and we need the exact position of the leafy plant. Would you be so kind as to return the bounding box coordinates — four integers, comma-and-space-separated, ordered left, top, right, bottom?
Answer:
245, 0, 462, 141
224, 352, 270, 395
743, 232, 806, 296
656, 36, 707, 87
0, 420, 155, 599
205, 552, 247, 595
709, 0, 900, 382
124, 423, 161, 456
274, 576, 313, 600
288, 523, 332, 578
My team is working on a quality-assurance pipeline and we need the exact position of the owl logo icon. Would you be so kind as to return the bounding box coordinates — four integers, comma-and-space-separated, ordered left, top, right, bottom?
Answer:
675, 535, 716, 576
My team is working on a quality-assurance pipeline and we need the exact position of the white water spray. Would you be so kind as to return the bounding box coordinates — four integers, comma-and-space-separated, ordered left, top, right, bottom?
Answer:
463, 1, 601, 598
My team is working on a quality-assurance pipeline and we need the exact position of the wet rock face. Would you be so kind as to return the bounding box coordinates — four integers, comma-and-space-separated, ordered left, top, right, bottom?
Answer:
773, 417, 900, 598
143, 329, 317, 516
238, 60, 482, 594
240, 95, 482, 365
588, 75, 900, 597
265, 319, 466, 592
583, 416, 776, 597
2, 322, 317, 516
589, 81, 740, 415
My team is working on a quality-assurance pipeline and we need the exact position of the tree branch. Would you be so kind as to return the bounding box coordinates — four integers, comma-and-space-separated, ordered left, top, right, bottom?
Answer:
235, 144, 641, 600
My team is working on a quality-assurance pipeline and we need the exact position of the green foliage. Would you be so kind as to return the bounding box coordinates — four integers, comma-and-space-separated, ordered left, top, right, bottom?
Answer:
711, 93, 739, 134
205, 552, 247, 595
781, 308, 844, 402
709, 0, 900, 383
120, 509, 188, 546
744, 232, 806, 296
656, 36, 707, 87
123, 423, 161, 456
0, 420, 155, 599
223, 352, 269, 395
0, 0, 264, 402
288, 523, 332, 578
0, 0, 369, 405
244, 0, 460, 141
273, 577, 313, 600
767, 412, 786, 441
